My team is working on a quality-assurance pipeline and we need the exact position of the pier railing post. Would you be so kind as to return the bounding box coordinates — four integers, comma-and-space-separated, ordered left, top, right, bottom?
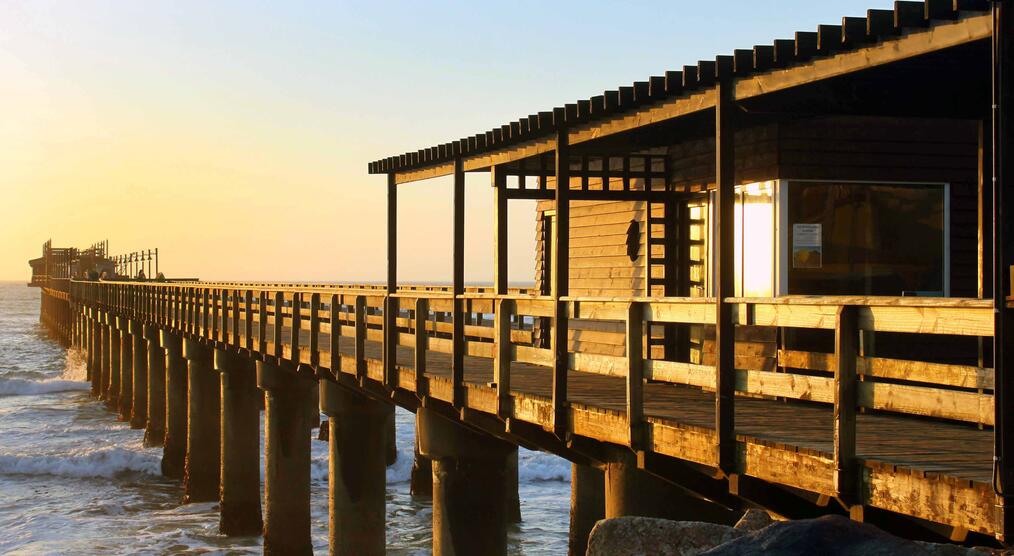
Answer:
834, 305, 859, 509
626, 301, 645, 450
494, 298, 514, 420
714, 71, 737, 476
552, 124, 571, 439
414, 297, 428, 397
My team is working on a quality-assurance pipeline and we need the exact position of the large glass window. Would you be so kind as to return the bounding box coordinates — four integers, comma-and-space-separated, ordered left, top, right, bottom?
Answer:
785, 181, 947, 296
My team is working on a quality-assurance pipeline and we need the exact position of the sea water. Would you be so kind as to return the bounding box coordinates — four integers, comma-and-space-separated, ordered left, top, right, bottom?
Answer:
0, 283, 571, 554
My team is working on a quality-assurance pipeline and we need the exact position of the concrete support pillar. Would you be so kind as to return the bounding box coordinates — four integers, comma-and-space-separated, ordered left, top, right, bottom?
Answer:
160, 331, 187, 479
320, 379, 388, 556
604, 450, 736, 524
568, 463, 604, 556
89, 311, 102, 397
143, 324, 166, 447
182, 337, 219, 503
217, 349, 263, 536
418, 407, 513, 556
410, 441, 433, 497
116, 316, 133, 422
258, 359, 315, 556
97, 313, 109, 400
106, 314, 120, 410
129, 320, 148, 429
506, 448, 521, 524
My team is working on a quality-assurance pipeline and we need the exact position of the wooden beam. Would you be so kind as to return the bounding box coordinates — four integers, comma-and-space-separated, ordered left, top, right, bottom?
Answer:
626, 301, 645, 450
714, 78, 736, 475
493, 166, 508, 295
735, 13, 991, 100
494, 298, 513, 419
552, 128, 571, 438
452, 157, 465, 408
385, 173, 398, 387
993, 0, 1014, 543
834, 305, 858, 505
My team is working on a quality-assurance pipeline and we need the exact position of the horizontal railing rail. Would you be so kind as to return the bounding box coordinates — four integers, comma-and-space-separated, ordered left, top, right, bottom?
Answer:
67, 279, 1001, 536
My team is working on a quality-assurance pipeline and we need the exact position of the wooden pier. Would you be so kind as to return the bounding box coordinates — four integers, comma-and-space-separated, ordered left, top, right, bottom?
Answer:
30, 1, 1014, 554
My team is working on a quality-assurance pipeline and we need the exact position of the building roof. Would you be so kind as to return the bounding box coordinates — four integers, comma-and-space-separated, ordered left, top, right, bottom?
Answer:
367, 0, 991, 176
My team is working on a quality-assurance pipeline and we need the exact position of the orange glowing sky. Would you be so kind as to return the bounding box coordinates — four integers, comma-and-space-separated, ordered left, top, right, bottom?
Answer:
0, 0, 895, 283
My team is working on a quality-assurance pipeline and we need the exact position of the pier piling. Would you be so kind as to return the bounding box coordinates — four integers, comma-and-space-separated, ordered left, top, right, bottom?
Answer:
320, 379, 388, 556
258, 359, 315, 555
106, 313, 120, 410
568, 463, 604, 556
116, 316, 133, 422
143, 324, 165, 447
418, 407, 513, 556
129, 319, 147, 429
217, 349, 263, 536
160, 331, 187, 478
182, 337, 219, 503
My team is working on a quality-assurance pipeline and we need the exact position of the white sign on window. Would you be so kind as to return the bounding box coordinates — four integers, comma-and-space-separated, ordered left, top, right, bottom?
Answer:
792, 223, 822, 269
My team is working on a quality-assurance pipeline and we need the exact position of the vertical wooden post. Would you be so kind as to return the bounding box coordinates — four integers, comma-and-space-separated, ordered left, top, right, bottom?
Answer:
494, 298, 514, 419
232, 289, 240, 347
626, 301, 644, 450
415, 297, 428, 396
992, 0, 1014, 541
385, 173, 399, 388
553, 128, 571, 438
714, 76, 736, 474
452, 157, 466, 408
834, 305, 858, 504
291, 292, 302, 365
329, 294, 341, 375
493, 165, 508, 294
310, 293, 321, 369
273, 291, 284, 362
355, 295, 367, 384
258, 291, 268, 356
245, 290, 254, 352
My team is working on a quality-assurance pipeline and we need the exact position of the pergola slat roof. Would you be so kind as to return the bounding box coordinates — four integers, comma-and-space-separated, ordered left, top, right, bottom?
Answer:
367, 0, 991, 177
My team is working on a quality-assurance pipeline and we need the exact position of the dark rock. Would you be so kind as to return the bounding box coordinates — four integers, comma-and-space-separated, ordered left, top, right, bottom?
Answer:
701, 515, 980, 556
586, 516, 743, 556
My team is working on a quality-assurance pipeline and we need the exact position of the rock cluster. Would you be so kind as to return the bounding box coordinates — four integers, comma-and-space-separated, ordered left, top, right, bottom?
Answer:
586, 514, 986, 556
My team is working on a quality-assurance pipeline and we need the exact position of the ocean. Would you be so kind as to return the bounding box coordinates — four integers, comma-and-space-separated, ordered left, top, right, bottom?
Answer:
0, 282, 571, 554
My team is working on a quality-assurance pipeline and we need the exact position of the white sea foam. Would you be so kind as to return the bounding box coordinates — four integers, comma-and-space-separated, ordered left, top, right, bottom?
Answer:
519, 448, 571, 482
0, 378, 89, 397
0, 446, 161, 478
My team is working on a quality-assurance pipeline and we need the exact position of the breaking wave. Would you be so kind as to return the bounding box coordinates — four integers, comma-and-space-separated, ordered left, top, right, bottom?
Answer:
0, 377, 89, 397
0, 446, 161, 479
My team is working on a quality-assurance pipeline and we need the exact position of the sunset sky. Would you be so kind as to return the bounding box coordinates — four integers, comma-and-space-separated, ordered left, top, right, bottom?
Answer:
1, 0, 896, 283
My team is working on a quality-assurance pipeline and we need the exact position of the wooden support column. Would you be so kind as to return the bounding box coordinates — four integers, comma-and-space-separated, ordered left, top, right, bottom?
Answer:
494, 298, 513, 420
992, 0, 1014, 541
552, 127, 571, 438
452, 157, 465, 408
833, 305, 858, 507
714, 77, 736, 475
626, 302, 645, 450
385, 173, 399, 388
493, 165, 508, 294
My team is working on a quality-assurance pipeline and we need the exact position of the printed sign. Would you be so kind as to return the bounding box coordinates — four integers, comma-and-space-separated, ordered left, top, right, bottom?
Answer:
792, 223, 822, 269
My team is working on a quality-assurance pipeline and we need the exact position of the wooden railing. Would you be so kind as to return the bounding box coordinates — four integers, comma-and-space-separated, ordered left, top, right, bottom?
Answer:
70, 280, 997, 529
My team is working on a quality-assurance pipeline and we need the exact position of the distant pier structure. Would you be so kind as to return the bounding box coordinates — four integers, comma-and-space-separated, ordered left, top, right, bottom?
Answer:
31, 2, 1014, 554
